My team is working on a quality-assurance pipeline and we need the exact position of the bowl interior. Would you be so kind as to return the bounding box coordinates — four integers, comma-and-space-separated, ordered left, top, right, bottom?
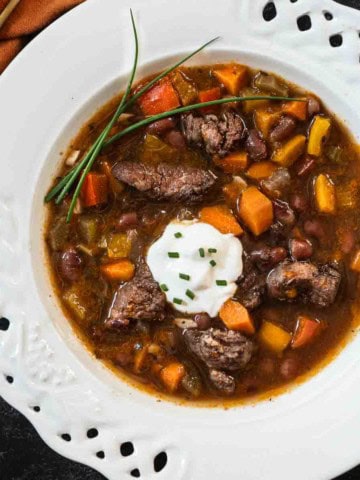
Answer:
30, 48, 360, 417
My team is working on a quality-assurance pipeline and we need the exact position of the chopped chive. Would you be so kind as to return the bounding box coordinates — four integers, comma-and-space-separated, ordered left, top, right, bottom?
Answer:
186, 289, 195, 300
173, 297, 183, 305
174, 232, 182, 238
168, 252, 180, 258
179, 273, 191, 281
216, 280, 228, 286
160, 284, 169, 292
199, 248, 205, 258
210, 260, 217, 267
208, 248, 217, 253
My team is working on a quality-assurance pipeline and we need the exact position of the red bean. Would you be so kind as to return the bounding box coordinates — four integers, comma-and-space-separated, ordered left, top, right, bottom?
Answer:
303, 219, 325, 240
250, 246, 287, 270
116, 212, 138, 231
290, 193, 309, 213
280, 357, 299, 380
146, 117, 176, 135
164, 129, 186, 149
289, 238, 313, 260
59, 247, 83, 282
269, 115, 296, 143
194, 312, 212, 330
339, 228, 356, 254
269, 247, 288, 265
307, 97, 321, 117
294, 156, 316, 177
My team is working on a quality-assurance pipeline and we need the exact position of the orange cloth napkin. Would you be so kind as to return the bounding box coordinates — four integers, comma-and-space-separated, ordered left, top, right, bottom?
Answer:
0, 0, 85, 73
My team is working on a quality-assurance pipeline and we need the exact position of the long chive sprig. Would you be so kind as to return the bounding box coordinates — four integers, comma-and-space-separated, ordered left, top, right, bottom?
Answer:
104, 95, 302, 147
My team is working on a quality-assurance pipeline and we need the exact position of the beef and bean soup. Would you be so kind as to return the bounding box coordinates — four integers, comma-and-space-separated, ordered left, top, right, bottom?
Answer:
46, 63, 360, 402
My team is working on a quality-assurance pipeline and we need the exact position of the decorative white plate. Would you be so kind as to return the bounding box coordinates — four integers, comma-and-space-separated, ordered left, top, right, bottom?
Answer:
1, 0, 360, 478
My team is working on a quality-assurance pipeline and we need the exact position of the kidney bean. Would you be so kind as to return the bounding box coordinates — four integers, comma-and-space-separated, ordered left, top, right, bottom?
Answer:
289, 238, 313, 260
164, 130, 187, 149
146, 117, 176, 135
280, 357, 299, 380
273, 200, 296, 226
245, 129, 267, 162
307, 97, 321, 117
250, 246, 287, 270
303, 218, 326, 241
290, 193, 309, 213
194, 312, 212, 330
294, 155, 316, 177
116, 212, 138, 231
339, 228, 356, 254
269, 115, 296, 143
59, 247, 83, 282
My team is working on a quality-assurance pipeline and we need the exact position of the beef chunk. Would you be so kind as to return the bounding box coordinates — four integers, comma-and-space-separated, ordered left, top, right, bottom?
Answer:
112, 161, 215, 202
184, 328, 255, 371
266, 260, 341, 307
209, 369, 235, 394
181, 111, 245, 157
106, 261, 165, 327
245, 129, 267, 161
236, 269, 266, 310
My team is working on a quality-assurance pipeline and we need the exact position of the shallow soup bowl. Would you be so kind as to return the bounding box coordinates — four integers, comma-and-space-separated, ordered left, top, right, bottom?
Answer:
1, 0, 360, 479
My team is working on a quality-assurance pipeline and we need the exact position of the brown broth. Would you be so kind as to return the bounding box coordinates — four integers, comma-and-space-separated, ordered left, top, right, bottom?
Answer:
45, 63, 360, 404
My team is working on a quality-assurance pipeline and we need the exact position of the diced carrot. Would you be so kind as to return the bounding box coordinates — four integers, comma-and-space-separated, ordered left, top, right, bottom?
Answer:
138, 78, 180, 115
100, 259, 135, 281
272, 135, 306, 167
81, 172, 108, 207
254, 110, 281, 138
351, 250, 360, 272
291, 315, 323, 349
100, 160, 124, 194
282, 100, 307, 121
133, 345, 149, 373
160, 362, 186, 392
213, 64, 248, 95
222, 177, 248, 207
219, 299, 255, 334
258, 321, 291, 354
238, 186, 273, 236
314, 173, 336, 214
199, 205, 243, 236
214, 152, 249, 173
307, 116, 331, 157
246, 161, 277, 180
199, 87, 221, 114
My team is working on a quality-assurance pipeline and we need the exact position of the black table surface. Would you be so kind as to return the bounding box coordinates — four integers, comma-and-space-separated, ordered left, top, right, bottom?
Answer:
2, 0, 360, 478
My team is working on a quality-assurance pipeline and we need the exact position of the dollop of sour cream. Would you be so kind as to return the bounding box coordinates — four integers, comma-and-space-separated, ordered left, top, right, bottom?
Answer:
147, 221, 243, 317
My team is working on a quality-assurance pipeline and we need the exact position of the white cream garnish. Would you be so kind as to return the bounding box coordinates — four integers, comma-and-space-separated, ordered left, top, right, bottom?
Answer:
147, 221, 243, 317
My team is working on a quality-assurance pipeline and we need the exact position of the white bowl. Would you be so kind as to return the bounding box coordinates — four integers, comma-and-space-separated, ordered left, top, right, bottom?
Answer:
1, 0, 360, 479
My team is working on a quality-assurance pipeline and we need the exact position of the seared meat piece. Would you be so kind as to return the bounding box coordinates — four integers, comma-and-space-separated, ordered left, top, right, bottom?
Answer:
236, 255, 267, 309
269, 115, 296, 143
267, 260, 341, 307
106, 261, 165, 328
181, 111, 245, 157
209, 369, 235, 394
184, 328, 255, 371
112, 161, 216, 202
245, 129, 267, 161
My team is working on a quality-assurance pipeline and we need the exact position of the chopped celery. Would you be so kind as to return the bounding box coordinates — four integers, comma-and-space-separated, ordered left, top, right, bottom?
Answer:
78, 215, 100, 244
171, 70, 198, 106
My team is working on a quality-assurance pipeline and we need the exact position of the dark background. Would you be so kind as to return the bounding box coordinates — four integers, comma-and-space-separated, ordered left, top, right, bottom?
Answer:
1, 0, 360, 478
